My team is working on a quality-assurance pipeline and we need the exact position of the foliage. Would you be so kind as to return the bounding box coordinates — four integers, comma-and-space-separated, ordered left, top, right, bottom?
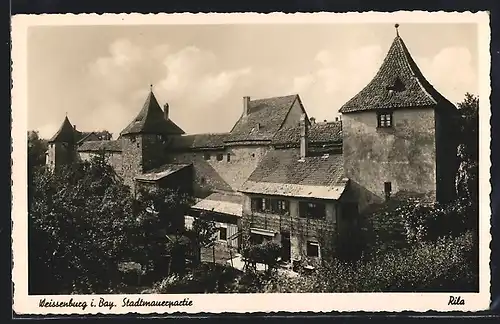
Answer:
455, 93, 479, 203
457, 92, 479, 162
149, 263, 241, 294
28, 130, 48, 170
184, 211, 218, 266
241, 240, 282, 274
323, 230, 478, 292
93, 130, 113, 141
237, 230, 478, 293
28, 155, 138, 294
132, 186, 194, 280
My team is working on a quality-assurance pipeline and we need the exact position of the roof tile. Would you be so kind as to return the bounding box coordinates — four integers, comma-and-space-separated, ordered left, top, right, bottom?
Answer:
77, 140, 122, 152
120, 91, 185, 136
339, 35, 453, 113
226, 94, 299, 142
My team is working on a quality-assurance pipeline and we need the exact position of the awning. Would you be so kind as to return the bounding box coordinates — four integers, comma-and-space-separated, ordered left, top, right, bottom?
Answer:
192, 198, 242, 217
250, 228, 276, 237
239, 180, 348, 200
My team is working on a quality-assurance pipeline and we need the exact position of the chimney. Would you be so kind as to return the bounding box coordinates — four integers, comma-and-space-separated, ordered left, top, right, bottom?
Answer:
300, 113, 308, 159
164, 103, 169, 120
73, 125, 76, 130
243, 96, 250, 116
256, 123, 261, 131
309, 117, 316, 125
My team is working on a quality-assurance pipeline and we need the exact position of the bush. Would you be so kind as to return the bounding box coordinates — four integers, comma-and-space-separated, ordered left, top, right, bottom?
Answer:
150, 263, 242, 294
319, 231, 478, 292
241, 240, 282, 273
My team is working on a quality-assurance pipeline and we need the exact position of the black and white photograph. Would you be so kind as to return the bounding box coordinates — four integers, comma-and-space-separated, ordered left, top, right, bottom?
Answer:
12, 12, 491, 314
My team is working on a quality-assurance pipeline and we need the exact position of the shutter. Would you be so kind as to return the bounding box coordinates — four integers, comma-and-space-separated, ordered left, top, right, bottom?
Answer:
227, 224, 238, 247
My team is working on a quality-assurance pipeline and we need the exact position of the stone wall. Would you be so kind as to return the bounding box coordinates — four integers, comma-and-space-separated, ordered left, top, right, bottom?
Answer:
120, 135, 145, 189
342, 107, 437, 211
47, 142, 77, 171
170, 145, 270, 196
78, 151, 123, 175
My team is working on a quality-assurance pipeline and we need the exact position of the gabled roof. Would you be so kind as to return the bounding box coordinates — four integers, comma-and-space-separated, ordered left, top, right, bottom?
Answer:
225, 94, 302, 143
77, 132, 99, 144
272, 121, 342, 147
77, 140, 122, 152
239, 149, 347, 200
339, 32, 454, 113
120, 91, 185, 136
49, 116, 78, 143
170, 133, 229, 150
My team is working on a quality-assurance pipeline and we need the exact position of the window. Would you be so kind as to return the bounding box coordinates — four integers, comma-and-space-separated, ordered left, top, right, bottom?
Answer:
299, 201, 326, 219
251, 197, 289, 215
377, 112, 393, 128
203, 153, 211, 160
227, 153, 231, 162
216, 153, 223, 161
219, 227, 227, 241
306, 241, 320, 257
271, 199, 290, 215
384, 181, 392, 201
200, 177, 206, 185
250, 233, 271, 245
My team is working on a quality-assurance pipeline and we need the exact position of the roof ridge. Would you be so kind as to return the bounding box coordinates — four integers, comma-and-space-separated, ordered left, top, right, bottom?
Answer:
250, 93, 298, 102
339, 32, 452, 113
396, 36, 438, 105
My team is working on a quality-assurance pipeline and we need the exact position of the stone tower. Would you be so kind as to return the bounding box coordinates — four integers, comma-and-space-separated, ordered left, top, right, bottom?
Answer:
46, 116, 79, 172
339, 25, 459, 211
119, 88, 185, 189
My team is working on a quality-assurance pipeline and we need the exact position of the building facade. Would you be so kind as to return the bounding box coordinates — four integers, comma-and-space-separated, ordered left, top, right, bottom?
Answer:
45, 27, 459, 265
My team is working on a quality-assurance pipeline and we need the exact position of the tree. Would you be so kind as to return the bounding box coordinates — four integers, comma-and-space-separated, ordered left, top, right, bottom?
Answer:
28, 130, 48, 169
28, 154, 139, 294
185, 211, 217, 266
241, 240, 282, 275
133, 186, 194, 280
455, 93, 479, 206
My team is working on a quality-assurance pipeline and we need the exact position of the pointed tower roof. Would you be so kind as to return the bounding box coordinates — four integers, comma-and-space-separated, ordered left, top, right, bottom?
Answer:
48, 116, 78, 143
339, 25, 454, 113
120, 89, 185, 136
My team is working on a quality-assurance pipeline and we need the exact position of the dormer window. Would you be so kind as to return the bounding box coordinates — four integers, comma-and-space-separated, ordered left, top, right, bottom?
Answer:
377, 111, 393, 128
385, 75, 405, 92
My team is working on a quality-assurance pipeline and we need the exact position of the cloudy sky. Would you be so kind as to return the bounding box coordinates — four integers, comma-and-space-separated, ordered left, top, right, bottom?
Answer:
27, 23, 478, 139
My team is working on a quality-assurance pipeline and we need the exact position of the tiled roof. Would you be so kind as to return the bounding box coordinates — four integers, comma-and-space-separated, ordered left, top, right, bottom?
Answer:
77, 140, 122, 152
226, 94, 301, 142
120, 91, 185, 136
170, 133, 229, 150
134, 163, 191, 182
49, 116, 78, 143
240, 149, 347, 199
339, 35, 453, 113
272, 121, 342, 146
77, 132, 99, 144
192, 192, 243, 217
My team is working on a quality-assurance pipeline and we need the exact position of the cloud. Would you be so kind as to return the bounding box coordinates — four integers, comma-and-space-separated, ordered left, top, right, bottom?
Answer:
416, 46, 477, 104
83, 40, 252, 136
57, 39, 476, 140
288, 45, 384, 121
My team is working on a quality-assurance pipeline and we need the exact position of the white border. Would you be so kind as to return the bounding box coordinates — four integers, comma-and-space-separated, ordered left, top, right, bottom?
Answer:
11, 11, 491, 315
